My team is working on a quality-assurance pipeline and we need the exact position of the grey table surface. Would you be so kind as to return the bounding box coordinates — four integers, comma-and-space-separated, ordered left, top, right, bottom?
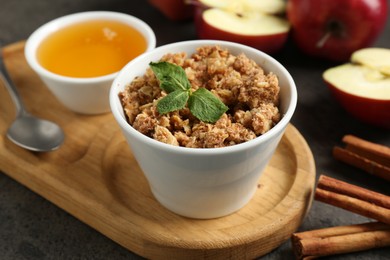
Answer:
0, 0, 389, 259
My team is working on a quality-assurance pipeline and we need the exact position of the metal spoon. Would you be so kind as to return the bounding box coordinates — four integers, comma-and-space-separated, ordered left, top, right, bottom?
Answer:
1, 50, 64, 152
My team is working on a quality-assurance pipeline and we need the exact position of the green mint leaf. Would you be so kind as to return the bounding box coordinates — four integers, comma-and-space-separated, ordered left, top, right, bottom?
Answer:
149, 61, 191, 93
188, 88, 228, 123
157, 90, 189, 114
150, 62, 228, 123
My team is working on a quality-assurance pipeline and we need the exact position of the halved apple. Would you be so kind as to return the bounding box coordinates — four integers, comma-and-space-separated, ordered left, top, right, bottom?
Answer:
323, 51, 390, 128
194, 0, 290, 54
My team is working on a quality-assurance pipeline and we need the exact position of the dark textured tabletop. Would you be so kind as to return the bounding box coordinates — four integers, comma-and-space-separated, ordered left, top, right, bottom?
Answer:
1, 0, 389, 259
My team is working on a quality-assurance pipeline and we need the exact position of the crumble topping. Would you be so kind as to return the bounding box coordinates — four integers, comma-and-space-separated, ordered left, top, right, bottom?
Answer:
119, 45, 281, 148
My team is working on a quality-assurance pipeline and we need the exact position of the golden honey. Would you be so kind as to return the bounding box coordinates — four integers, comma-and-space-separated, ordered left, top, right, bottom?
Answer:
37, 19, 147, 78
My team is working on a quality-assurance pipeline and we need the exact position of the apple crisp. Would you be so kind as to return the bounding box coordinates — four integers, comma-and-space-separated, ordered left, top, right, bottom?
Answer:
119, 45, 281, 148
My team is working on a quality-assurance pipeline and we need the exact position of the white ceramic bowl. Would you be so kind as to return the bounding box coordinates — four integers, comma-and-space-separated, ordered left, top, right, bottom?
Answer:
25, 11, 156, 114
110, 40, 297, 219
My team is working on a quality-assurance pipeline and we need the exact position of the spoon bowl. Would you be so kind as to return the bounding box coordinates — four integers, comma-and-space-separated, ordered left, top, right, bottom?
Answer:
7, 113, 64, 152
1, 50, 64, 152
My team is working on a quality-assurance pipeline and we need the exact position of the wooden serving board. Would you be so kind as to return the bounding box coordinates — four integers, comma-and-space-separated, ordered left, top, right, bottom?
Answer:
0, 41, 316, 259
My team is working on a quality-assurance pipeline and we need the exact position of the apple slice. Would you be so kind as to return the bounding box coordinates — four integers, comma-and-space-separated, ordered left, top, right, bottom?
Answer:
351, 48, 390, 76
195, 7, 290, 54
198, 0, 286, 14
323, 63, 390, 128
245, 0, 286, 14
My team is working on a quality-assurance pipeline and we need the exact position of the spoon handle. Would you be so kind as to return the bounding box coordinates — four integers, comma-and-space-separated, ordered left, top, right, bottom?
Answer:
0, 49, 26, 116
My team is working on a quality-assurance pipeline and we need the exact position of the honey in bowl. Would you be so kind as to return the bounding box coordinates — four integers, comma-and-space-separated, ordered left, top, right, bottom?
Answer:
37, 19, 147, 78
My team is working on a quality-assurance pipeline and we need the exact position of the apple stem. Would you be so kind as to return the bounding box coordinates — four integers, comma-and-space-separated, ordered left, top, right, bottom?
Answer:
317, 20, 345, 49
316, 31, 331, 49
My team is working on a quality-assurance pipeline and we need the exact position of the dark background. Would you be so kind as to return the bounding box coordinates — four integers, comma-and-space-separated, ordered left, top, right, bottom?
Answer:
1, 0, 389, 259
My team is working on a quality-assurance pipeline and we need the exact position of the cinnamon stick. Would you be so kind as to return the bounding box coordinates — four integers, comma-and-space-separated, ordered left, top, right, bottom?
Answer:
315, 175, 390, 224
343, 135, 390, 167
292, 222, 390, 259
333, 135, 390, 181
317, 175, 390, 209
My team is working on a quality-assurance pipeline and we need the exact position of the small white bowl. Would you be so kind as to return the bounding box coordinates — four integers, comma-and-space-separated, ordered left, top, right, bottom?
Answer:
110, 40, 297, 219
25, 11, 156, 114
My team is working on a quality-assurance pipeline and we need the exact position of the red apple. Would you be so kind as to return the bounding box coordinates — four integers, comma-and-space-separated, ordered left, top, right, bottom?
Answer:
194, 0, 290, 54
287, 0, 388, 62
323, 48, 390, 128
148, 0, 194, 21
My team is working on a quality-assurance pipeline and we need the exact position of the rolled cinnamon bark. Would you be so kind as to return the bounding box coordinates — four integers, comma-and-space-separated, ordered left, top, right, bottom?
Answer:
317, 175, 390, 209
292, 222, 390, 259
342, 135, 390, 167
333, 135, 390, 181
315, 175, 390, 224
333, 147, 390, 181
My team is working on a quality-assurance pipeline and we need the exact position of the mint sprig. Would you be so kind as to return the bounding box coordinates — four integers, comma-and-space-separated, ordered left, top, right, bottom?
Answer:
149, 61, 228, 123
